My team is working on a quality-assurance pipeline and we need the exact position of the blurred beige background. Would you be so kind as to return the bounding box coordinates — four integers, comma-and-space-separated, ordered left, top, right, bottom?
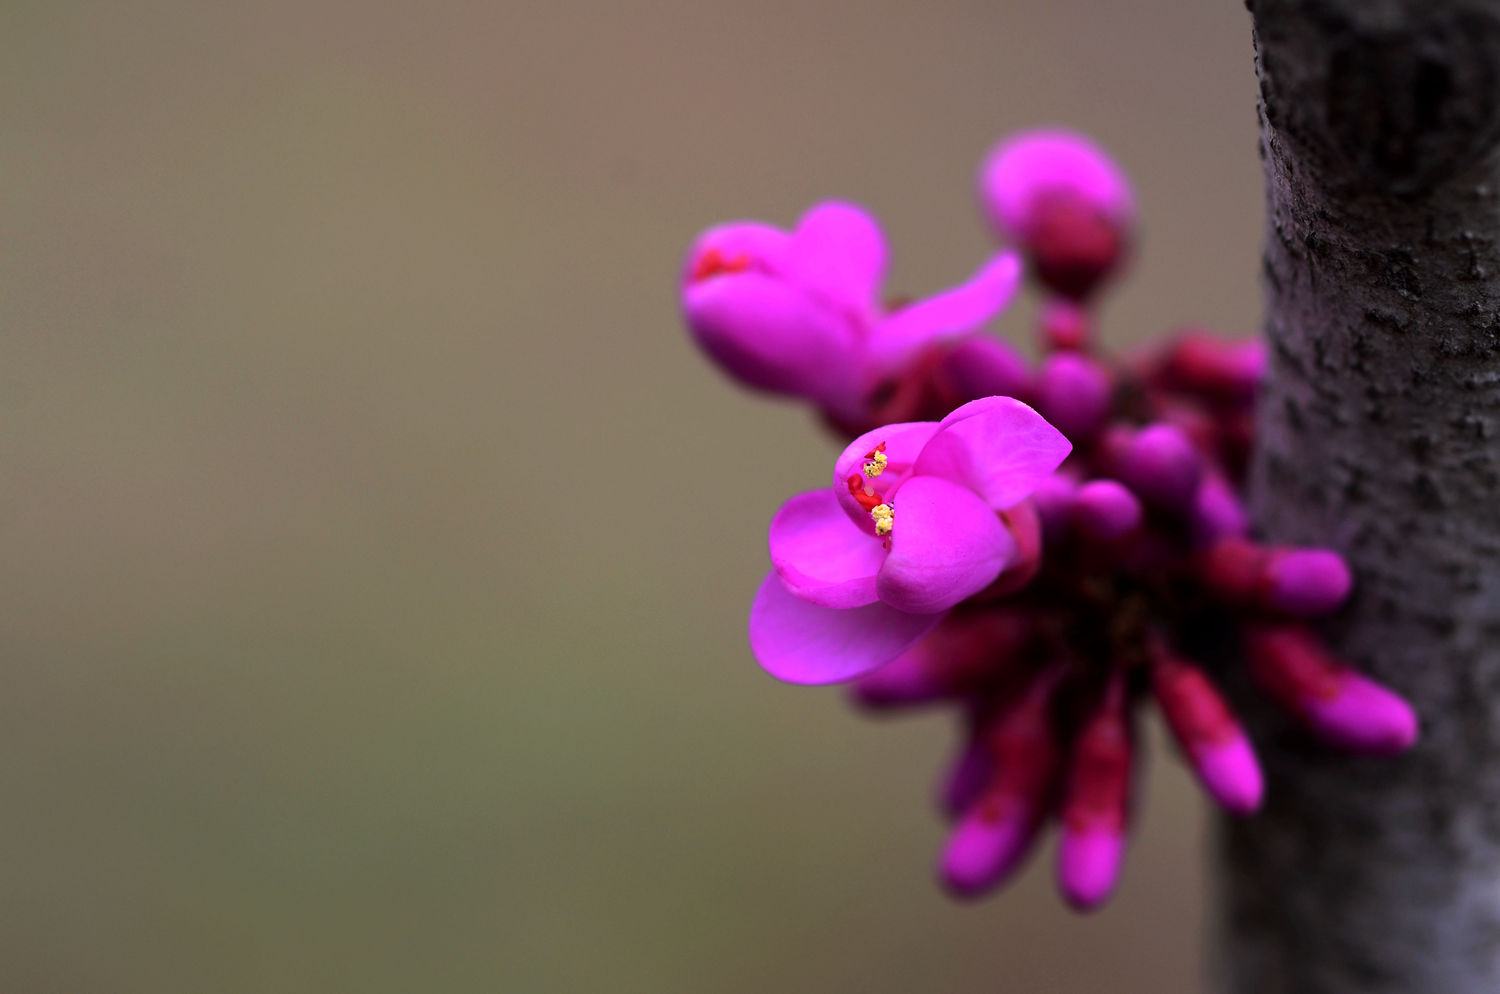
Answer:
0, 2, 1261, 991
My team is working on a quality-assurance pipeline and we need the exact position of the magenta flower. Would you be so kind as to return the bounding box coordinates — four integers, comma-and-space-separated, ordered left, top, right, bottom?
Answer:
749, 396, 1071, 684
681, 201, 1022, 425
683, 127, 1420, 914
978, 129, 1134, 301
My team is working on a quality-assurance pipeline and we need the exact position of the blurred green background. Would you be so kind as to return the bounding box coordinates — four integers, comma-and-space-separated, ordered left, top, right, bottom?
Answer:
0, 2, 1261, 991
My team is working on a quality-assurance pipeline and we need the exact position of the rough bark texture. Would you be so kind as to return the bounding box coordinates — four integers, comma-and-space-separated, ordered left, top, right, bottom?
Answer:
1222, 2, 1500, 991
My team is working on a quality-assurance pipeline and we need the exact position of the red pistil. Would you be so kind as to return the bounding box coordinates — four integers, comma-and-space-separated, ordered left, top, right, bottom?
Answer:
846, 474, 885, 511
689, 248, 751, 283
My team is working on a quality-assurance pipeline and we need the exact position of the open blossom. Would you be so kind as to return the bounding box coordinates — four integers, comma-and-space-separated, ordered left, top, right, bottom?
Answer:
750, 397, 1071, 684
682, 126, 1418, 914
681, 202, 1026, 429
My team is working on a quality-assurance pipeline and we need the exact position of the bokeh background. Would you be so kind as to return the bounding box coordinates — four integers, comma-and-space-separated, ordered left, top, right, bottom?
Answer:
0, 2, 1262, 991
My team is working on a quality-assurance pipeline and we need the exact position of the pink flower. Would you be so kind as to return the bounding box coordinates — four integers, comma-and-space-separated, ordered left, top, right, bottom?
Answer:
681, 202, 1022, 424
749, 397, 1071, 684
978, 129, 1134, 301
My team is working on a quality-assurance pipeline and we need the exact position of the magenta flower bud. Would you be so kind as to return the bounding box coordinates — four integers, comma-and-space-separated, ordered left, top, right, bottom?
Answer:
1058, 829, 1127, 912
1192, 473, 1250, 544
1151, 650, 1263, 814
1035, 352, 1113, 441
942, 801, 1046, 899
1038, 298, 1092, 352
1245, 626, 1418, 755
979, 129, 1134, 301
940, 675, 1061, 898
1264, 548, 1353, 616
1071, 480, 1143, 542
1057, 679, 1133, 911
1201, 540, 1353, 618
1200, 537, 1269, 604
1162, 329, 1266, 402
1117, 422, 1204, 512
939, 737, 995, 818
1304, 672, 1420, 755
942, 335, 1032, 404
1031, 471, 1079, 545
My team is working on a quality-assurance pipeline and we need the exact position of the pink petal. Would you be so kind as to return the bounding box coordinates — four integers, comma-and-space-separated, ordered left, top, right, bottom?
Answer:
683, 273, 856, 397
913, 396, 1073, 510
979, 128, 1135, 238
864, 253, 1022, 372
768, 489, 883, 609
748, 572, 943, 685
680, 220, 792, 287
832, 421, 941, 533
784, 201, 887, 318
876, 476, 1015, 614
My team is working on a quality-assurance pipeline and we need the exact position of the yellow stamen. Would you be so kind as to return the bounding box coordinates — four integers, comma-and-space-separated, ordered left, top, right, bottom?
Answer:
870, 503, 894, 536
862, 449, 888, 478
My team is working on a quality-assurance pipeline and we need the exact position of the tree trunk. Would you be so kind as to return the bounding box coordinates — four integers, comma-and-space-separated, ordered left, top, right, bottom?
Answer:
1222, 1, 1500, 991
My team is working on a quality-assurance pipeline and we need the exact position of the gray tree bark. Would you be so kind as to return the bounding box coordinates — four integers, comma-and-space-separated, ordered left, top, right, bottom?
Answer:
1222, 1, 1500, 991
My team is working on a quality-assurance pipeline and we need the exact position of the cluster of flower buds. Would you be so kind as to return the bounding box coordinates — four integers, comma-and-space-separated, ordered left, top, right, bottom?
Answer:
679, 129, 1417, 912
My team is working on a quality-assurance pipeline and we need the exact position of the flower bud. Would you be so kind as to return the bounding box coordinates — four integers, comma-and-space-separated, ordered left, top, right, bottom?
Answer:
1192, 473, 1250, 544
1057, 678, 1133, 911
1161, 329, 1265, 403
1038, 298, 1092, 352
1035, 353, 1113, 441
1031, 472, 1079, 545
1244, 625, 1418, 755
1264, 548, 1352, 616
853, 611, 1034, 709
1150, 650, 1263, 813
979, 130, 1134, 301
940, 675, 1061, 897
1071, 480, 1143, 542
1116, 422, 1203, 512
942, 335, 1032, 404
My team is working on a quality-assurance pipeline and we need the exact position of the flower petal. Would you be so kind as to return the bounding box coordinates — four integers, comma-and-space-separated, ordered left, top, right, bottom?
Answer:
877, 476, 1015, 614
749, 572, 943, 685
913, 396, 1073, 510
768, 490, 884, 609
785, 201, 887, 317
831, 420, 941, 533
680, 220, 792, 287
865, 252, 1022, 372
683, 273, 855, 397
